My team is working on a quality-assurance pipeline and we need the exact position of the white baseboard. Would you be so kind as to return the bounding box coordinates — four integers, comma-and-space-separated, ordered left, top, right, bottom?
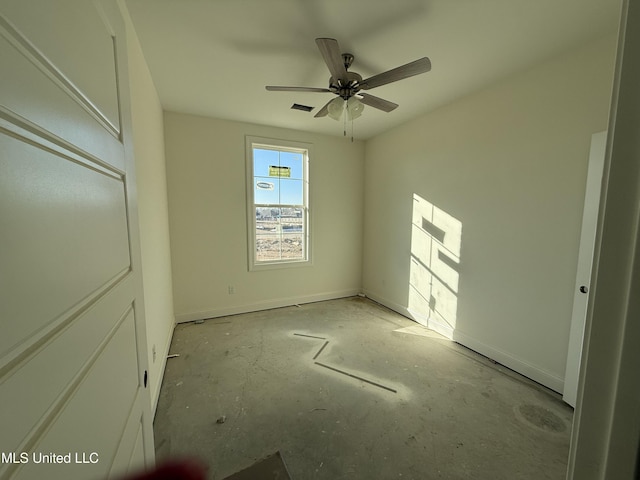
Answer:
452, 330, 564, 393
407, 308, 455, 340
362, 289, 410, 318
363, 290, 453, 339
174, 289, 361, 323
362, 288, 564, 393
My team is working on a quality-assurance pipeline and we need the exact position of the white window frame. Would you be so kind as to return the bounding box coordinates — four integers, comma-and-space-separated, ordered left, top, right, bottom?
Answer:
245, 136, 312, 271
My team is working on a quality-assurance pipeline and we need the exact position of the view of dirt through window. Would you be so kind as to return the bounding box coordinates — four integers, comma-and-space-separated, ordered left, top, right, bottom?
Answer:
256, 208, 304, 261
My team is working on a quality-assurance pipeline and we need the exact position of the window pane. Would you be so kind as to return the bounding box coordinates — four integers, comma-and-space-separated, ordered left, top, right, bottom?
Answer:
281, 211, 303, 232
256, 234, 281, 262
256, 207, 280, 229
279, 151, 304, 179
256, 206, 280, 261
254, 148, 279, 177
281, 232, 304, 259
281, 207, 304, 260
254, 176, 280, 204
279, 178, 303, 205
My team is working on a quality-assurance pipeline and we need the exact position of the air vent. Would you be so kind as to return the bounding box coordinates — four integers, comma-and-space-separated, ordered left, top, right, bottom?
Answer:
291, 103, 314, 112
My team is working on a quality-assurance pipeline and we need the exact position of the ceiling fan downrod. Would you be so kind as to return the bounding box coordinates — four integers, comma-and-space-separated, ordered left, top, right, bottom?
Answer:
342, 53, 354, 70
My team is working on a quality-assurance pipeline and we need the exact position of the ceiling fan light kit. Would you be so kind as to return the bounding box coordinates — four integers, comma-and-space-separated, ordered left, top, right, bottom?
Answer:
346, 97, 364, 120
327, 96, 364, 122
327, 97, 345, 121
265, 37, 431, 137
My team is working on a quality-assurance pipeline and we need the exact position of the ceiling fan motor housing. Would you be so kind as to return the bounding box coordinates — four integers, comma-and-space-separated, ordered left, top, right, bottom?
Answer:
330, 71, 363, 100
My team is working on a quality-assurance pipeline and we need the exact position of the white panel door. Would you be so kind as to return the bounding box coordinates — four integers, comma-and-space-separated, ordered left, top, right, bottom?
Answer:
0, 1, 154, 479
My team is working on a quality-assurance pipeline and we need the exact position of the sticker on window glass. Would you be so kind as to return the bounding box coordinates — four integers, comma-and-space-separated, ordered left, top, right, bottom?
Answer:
269, 166, 291, 177
256, 181, 274, 190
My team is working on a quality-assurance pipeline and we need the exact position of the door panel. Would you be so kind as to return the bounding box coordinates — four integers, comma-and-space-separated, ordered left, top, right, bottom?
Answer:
0, 0, 121, 132
0, 129, 130, 358
0, 13, 122, 168
15, 309, 140, 480
0, 274, 136, 458
0, 1, 153, 478
111, 418, 147, 479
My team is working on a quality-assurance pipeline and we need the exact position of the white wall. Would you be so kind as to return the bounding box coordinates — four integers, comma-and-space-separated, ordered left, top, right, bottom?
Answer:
164, 112, 364, 321
362, 35, 617, 392
121, 2, 175, 413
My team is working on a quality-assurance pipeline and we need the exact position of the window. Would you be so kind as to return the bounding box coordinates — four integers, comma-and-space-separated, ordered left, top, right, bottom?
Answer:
246, 136, 311, 270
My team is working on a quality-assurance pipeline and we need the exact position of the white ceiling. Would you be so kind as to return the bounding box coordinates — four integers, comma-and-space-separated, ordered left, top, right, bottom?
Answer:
125, 0, 621, 140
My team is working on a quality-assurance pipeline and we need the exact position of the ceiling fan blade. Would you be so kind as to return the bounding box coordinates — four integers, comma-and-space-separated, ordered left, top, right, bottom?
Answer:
360, 57, 431, 90
266, 86, 331, 93
357, 93, 398, 112
314, 98, 334, 118
315, 38, 348, 82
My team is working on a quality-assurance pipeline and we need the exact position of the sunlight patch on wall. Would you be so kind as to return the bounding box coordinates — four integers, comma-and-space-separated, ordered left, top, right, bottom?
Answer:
408, 194, 462, 339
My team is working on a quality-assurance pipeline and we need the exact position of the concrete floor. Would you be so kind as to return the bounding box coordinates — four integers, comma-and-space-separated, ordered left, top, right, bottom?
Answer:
153, 297, 573, 480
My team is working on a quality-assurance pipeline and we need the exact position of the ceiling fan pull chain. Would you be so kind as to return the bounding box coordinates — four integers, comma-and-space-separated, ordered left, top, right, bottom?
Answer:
343, 105, 347, 136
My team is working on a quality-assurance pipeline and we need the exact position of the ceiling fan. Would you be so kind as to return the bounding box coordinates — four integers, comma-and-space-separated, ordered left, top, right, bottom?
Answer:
266, 37, 431, 121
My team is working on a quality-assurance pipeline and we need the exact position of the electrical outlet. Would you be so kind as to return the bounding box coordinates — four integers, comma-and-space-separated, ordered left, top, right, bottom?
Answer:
228, 285, 236, 294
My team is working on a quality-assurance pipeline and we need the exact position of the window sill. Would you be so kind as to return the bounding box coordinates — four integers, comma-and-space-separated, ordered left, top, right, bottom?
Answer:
249, 258, 312, 272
